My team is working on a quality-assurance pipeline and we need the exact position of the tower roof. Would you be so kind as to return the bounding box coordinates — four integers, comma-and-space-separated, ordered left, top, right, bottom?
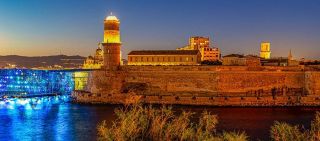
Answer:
105, 15, 119, 21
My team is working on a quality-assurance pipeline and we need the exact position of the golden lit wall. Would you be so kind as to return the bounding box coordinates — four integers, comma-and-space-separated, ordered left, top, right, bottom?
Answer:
128, 55, 200, 65
200, 48, 220, 61
74, 72, 89, 90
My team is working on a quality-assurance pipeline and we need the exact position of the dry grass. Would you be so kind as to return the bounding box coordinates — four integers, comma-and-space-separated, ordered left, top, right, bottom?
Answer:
270, 112, 320, 141
97, 104, 248, 141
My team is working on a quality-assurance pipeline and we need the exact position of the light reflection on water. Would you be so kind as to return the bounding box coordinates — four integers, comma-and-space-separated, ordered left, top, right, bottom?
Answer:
1, 96, 320, 140
0, 96, 69, 110
0, 96, 73, 141
0, 96, 116, 141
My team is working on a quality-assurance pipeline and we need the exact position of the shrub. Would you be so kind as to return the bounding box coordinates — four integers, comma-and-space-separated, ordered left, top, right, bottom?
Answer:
97, 104, 248, 141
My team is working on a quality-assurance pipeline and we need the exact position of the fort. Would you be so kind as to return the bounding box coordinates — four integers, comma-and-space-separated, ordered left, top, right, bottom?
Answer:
72, 14, 320, 106
72, 65, 320, 106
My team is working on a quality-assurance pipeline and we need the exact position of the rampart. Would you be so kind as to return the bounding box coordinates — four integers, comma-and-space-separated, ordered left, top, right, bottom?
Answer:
72, 66, 320, 106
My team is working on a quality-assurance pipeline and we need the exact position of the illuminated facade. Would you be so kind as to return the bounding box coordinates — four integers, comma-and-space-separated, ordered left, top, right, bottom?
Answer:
128, 50, 201, 65
260, 42, 271, 59
103, 14, 121, 70
189, 36, 210, 50
74, 71, 89, 91
200, 47, 220, 61
177, 36, 220, 61
0, 69, 74, 96
83, 43, 104, 69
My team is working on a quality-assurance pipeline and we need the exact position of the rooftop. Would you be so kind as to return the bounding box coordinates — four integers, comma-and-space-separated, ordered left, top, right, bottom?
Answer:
223, 54, 244, 58
128, 50, 199, 55
105, 15, 119, 21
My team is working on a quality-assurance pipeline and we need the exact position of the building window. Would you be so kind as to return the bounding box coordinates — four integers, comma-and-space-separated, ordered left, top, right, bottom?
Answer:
180, 57, 182, 62
130, 57, 132, 62
191, 57, 194, 62
186, 57, 189, 61
152, 57, 154, 62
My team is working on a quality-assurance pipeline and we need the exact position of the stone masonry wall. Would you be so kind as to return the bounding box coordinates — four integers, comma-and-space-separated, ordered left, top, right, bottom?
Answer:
75, 66, 320, 106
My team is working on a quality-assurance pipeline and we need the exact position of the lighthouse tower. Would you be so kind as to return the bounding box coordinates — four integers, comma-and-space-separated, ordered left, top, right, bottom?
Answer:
102, 14, 121, 70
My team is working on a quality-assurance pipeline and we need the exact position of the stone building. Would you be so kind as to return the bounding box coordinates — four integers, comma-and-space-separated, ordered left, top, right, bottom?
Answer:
222, 54, 246, 66
128, 50, 201, 66
177, 36, 220, 61
261, 50, 299, 66
222, 54, 261, 66
260, 42, 271, 59
83, 44, 104, 69
245, 55, 262, 66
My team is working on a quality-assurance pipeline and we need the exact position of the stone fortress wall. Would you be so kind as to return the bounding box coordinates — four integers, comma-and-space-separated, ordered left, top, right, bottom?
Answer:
72, 65, 320, 106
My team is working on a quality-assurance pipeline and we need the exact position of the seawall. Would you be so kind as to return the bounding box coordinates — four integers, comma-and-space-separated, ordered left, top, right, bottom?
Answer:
72, 66, 320, 106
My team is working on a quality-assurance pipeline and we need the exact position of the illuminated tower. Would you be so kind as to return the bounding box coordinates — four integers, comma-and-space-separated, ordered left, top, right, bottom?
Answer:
102, 14, 121, 70
260, 42, 271, 59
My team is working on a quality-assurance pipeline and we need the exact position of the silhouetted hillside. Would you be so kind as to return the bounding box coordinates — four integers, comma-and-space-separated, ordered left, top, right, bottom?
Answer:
0, 55, 85, 68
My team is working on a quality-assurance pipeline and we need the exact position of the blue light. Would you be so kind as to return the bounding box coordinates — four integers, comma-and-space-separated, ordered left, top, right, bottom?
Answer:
0, 69, 76, 97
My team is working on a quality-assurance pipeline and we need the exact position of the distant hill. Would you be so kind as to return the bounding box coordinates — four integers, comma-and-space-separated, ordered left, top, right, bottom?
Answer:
0, 55, 85, 68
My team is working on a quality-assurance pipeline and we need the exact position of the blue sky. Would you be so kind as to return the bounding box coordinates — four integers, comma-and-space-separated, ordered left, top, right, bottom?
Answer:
0, 0, 319, 59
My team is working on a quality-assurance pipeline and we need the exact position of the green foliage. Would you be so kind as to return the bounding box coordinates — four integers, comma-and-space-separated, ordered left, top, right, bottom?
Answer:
97, 104, 248, 141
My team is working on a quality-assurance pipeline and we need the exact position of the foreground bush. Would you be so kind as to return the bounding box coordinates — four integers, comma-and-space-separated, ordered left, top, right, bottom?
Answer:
97, 105, 248, 141
270, 112, 320, 141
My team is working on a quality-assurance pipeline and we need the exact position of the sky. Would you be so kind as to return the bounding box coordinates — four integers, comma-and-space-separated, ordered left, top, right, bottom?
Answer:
0, 0, 319, 59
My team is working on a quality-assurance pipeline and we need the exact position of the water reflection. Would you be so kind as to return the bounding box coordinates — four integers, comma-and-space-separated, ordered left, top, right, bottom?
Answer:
0, 96, 69, 109
0, 96, 70, 141
0, 96, 117, 141
1, 97, 320, 140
